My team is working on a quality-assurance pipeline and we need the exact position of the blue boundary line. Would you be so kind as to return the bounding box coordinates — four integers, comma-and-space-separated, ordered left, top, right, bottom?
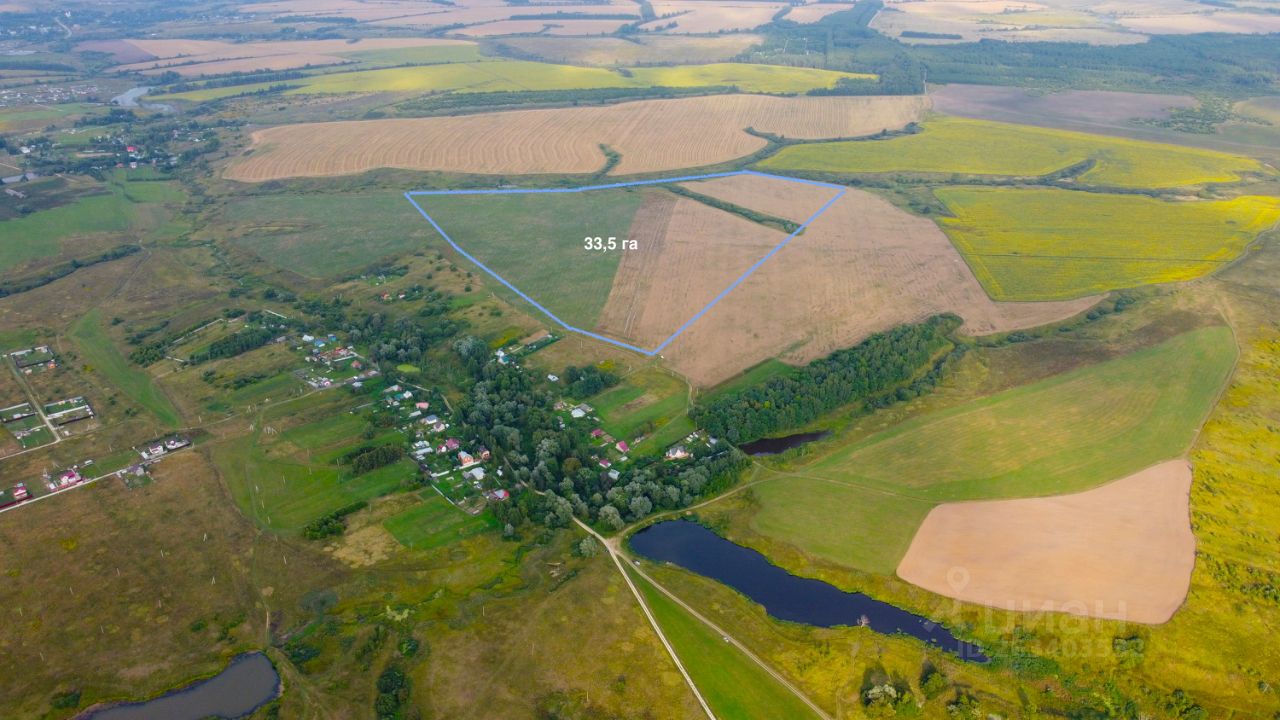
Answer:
404, 170, 845, 356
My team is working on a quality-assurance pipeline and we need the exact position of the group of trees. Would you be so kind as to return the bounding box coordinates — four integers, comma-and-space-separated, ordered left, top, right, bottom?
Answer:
563, 364, 619, 398
345, 445, 404, 475
302, 501, 368, 540
0, 244, 140, 299
188, 326, 275, 364
692, 315, 961, 443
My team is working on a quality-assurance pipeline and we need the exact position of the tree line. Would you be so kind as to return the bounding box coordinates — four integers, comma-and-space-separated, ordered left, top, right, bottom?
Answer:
691, 315, 961, 443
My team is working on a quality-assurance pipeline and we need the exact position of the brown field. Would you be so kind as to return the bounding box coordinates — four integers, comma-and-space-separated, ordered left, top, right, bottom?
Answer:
655, 177, 1096, 386
488, 35, 764, 65
225, 94, 929, 182
930, 84, 1197, 127
596, 190, 789, 346
1115, 10, 1280, 33
106, 38, 471, 77
641, 1, 787, 33
896, 459, 1196, 624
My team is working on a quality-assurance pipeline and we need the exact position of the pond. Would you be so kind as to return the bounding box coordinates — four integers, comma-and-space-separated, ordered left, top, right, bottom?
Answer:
738, 431, 830, 456
630, 520, 987, 661
82, 652, 280, 720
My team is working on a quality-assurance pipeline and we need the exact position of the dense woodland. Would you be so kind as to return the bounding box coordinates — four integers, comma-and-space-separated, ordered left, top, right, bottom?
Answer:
692, 314, 961, 443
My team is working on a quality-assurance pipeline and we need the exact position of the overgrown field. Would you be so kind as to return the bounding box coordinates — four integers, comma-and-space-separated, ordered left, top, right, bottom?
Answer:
417, 187, 646, 329
588, 367, 693, 454
760, 117, 1271, 187
69, 308, 182, 427
748, 326, 1235, 573
0, 173, 187, 273
221, 191, 443, 279
164, 60, 872, 101
935, 187, 1280, 300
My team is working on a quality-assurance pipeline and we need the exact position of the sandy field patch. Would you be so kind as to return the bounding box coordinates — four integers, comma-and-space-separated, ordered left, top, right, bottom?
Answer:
930, 84, 1196, 126
596, 192, 789, 347
224, 94, 929, 182
657, 187, 1096, 386
642, 1, 787, 33
896, 460, 1195, 624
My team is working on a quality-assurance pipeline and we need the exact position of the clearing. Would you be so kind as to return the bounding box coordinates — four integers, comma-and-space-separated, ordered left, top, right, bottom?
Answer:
897, 459, 1195, 624
936, 187, 1280, 301
224, 94, 929, 181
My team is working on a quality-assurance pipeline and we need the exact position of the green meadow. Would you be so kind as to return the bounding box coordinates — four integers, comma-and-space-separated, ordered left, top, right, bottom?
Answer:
590, 367, 693, 454
69, 309, 182, 427
630, 568, 822, 720
383, 493, 498, 550
747, 326, 1236, 572
418, 187, 646, 329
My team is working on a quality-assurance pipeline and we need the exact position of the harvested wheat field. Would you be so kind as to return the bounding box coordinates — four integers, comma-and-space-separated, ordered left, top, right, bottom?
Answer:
897, 460, 1196, 624
1115, 10, 1280, 34
786, 3, 858, 23
106, 38, 470, 76
642, 1, 788, 32
656, 178, 1096, 386
596, 191, 792, 347
225, 94, 929, 181
490, 35, 764, 66
457, 18, 632, 36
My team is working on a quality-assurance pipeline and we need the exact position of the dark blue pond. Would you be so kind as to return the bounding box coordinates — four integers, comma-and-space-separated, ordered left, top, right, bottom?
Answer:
739, 431, 830, 456
630, 520, 987, 662
83, 652, 280, 720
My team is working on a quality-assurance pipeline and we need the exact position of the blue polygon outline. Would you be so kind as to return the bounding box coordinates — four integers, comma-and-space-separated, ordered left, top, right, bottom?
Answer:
404, 170, 846, 356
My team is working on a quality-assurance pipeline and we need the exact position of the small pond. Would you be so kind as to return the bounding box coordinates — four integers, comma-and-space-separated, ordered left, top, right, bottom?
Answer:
82, 652, 280, 720
738, 431, 830, 456
631, 520, 987, 661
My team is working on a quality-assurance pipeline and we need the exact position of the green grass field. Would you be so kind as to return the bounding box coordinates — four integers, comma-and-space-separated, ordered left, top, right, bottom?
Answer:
590, 367, 692, 453
935, 187, 1280, 300
162, 61, 872, 101
0, 173, 187, 272
0, 103, 97, 131
748, 326, 1235, 572
759, 116, 1270, 188
69, 309, 182, 427
224, 192, 440, 278
630, 568, 822, 720
216, 433, 414, 532
419, 187, 646, 329
383, 492, 498, 550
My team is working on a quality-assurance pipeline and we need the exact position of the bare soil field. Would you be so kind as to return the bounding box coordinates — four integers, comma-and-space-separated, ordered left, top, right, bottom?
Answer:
489, 35, 764, 65
656, 186, 1096, 386
596, 191, 790, 347
931, 84, 1197, 126
896, 459, 1196, 624
105, 38, 470, 77
224, 94, 929, 181
641, 1, 787, 33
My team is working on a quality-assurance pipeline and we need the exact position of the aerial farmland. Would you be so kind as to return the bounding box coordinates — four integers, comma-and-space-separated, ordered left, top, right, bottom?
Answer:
2, 1, 1280, 719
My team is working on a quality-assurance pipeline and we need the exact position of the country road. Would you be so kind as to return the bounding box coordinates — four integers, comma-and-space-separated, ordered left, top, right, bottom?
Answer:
574, 517, 833, 720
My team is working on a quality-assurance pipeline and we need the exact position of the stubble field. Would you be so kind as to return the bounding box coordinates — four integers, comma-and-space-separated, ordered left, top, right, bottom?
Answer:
654, 175, 1096, 386
224, 94, 929, 181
